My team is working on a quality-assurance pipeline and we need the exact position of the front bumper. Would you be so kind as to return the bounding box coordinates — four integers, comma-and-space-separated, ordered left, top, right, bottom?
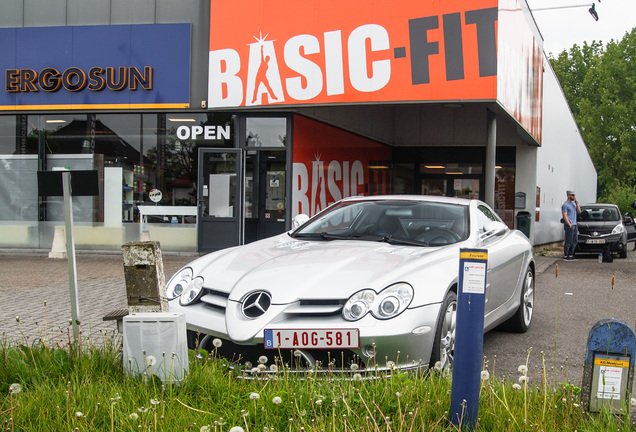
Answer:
576, 233, 625, 253
171, 298, 442, 373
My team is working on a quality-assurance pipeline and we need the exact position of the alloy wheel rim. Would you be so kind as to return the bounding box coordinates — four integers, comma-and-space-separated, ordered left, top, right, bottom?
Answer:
439, 300, 457, 369
523, 271, 534, 325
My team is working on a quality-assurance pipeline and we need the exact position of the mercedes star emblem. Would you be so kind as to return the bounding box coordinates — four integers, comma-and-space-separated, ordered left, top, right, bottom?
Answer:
242, 291, 272, 318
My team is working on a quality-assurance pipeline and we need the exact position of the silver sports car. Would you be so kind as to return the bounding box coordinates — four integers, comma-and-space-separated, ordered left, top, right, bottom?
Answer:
168, 195, 535, 373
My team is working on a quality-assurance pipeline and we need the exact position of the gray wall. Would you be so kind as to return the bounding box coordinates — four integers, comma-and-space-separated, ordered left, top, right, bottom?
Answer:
0, 0, 210, 111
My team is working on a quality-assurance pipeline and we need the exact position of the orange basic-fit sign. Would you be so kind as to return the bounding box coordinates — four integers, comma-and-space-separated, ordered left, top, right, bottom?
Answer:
208, 0, 498, 107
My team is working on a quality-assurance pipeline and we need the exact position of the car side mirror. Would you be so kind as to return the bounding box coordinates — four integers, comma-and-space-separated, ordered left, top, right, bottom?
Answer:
480, 221, 507, 239
624, 215, 634, 224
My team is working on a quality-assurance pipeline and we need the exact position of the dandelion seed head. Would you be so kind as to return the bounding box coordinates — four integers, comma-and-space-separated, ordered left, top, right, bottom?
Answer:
75, 412, 83, 418
272, 396, 282, 405
8, 383, 21, 395
229, 427, 245, 432
257, 364, 267, 371
353, 373, 362, 380
129, 413, 139, 420
258, 355, 268, 364
146, 356, 157, 367
518, 375, 527, 384
434, 361, 443, 371
15, 316, 19, 323
200, 426, 211, 432
480, 370, 490, 381
518, 365, 528, 375
213, 338, 223, 348
350, 363, 359, 371
631, 398, 636, 407
512, 383, 522, 390
315, 399, 323, 406
269, 364, 278, 372
150, 398, 160, 405
249, 392, 260, 400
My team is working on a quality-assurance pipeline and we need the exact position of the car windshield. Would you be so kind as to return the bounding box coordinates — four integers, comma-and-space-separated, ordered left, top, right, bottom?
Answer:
579, 206, 619, 222
292, 199, 469, 246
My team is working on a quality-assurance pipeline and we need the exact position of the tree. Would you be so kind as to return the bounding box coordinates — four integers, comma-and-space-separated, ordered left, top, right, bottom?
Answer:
550, 28, 636, 212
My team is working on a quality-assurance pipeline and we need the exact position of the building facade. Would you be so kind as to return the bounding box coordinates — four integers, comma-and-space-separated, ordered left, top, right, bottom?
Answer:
0, 0, 596, 252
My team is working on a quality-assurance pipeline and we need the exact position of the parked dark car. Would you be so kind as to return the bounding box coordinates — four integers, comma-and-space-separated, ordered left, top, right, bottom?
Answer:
576, 203, 628, 258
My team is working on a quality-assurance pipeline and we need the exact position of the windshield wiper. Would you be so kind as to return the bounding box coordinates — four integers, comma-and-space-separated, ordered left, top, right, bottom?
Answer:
292, 232, 363, 241
378, 235, 428, 247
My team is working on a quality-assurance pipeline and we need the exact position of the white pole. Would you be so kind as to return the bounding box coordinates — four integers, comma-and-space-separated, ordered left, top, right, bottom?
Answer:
62, 171, 80, 342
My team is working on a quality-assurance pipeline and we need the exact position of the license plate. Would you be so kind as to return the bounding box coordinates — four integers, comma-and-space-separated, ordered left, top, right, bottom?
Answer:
264, 329, 359, 349
586, 239, 606, 244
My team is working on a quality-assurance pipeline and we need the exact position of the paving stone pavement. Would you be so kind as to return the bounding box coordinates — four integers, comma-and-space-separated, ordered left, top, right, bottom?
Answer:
0, 249, 561, 346
0, 251, 197, 345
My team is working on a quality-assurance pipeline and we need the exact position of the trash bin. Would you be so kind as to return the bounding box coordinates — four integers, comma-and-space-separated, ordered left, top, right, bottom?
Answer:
516, 211, 531, 238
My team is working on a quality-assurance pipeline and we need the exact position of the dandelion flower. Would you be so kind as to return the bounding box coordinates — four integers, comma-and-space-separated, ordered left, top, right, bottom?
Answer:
249, 392, 260, 400
512, 383, 522, 390
257, 364, 267, 371
212, 338, 222, 348
75, 412, 84, 418
434, 361, 443, 371
518, 365, 528, 375
244, 361, 253, 369
146, 356, 157, 367
353, 373, 362, 381
8, 383, 21, 395
269, 364, 279, 372
387, 360, 396, 369
518, 375, 527, 384
272, 396, 282, 405
229, 427, 245, 432
251, 367, 259, 374
129, 413, 139, 420
258, 355, 268, 364
396, 392, 401, 398
350, 363, 359, 371
480, 370, 490, 381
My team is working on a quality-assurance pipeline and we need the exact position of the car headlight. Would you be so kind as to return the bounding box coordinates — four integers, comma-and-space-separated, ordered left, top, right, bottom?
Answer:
612, 224, 625, 235
343, 283, 414, 321
166, 267, 193, 300
180, 276, 204, 306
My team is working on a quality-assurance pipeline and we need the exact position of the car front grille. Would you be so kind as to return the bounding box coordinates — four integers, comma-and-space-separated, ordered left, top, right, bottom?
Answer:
199, 287, 345, 317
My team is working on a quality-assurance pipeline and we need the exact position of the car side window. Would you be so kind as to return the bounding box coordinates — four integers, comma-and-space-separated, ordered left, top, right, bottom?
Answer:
477, 205, 497, 233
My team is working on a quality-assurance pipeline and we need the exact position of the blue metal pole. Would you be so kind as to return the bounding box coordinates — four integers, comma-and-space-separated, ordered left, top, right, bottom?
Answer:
450, 249, 487, 429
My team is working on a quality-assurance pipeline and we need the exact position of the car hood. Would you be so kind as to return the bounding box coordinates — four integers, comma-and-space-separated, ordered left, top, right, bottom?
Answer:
577, 221, 621, 232
188, 233, 456, 303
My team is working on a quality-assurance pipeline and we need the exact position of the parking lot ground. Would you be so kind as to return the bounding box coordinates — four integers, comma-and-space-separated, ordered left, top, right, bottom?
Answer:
1, 247, 635, 392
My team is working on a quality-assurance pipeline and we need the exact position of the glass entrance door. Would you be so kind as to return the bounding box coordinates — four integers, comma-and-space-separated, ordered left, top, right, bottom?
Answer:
197, 148, 243, 252
244, 150, 287, 243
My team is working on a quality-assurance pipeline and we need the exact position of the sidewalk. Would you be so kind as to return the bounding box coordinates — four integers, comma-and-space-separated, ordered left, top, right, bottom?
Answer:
0, 250, 562, 345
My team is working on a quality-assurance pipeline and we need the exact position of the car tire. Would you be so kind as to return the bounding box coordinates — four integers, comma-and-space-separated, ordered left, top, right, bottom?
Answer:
501, 267, 534, 333
430, 290, 457, 371
619, 244, 627, 258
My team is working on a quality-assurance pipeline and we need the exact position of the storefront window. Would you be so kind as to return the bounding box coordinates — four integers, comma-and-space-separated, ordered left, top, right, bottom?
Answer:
246, 117, 286, 147
0, 116, 17, 154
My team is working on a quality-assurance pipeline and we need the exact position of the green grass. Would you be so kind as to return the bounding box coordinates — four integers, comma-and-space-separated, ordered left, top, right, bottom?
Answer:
1, 329, 634, 432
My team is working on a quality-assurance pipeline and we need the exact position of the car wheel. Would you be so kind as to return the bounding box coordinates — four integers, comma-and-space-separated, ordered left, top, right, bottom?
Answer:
619, 244, 627, 258
501, 267, 534, 333
430, 290, 457, 371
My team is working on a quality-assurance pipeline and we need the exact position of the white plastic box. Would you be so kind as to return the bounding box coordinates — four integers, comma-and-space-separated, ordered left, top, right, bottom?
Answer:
122, 312, 189, 384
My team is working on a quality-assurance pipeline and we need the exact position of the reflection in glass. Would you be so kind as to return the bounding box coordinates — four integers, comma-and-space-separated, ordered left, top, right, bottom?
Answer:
246, 117, 286, 147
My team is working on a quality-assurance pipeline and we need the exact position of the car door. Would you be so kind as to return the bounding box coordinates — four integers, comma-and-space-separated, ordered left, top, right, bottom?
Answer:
476, 204, 525, 328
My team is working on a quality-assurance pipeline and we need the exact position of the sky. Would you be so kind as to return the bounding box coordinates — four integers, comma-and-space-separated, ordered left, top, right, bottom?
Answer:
526, 0, 636, 55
